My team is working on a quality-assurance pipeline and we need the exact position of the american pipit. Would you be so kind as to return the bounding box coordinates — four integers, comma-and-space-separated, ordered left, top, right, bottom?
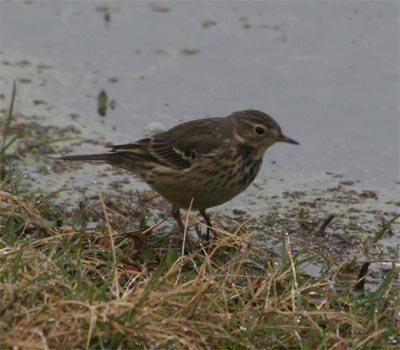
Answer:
58, 110, 299, 238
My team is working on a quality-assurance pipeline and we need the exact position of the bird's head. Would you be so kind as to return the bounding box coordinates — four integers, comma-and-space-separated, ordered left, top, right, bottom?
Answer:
229, 110, 299, 154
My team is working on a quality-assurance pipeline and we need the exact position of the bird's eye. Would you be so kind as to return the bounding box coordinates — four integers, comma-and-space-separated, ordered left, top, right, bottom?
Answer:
254, 126, 265, 135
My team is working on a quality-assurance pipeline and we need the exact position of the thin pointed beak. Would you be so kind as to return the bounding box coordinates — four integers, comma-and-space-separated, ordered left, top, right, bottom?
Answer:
278, 134, 300, 145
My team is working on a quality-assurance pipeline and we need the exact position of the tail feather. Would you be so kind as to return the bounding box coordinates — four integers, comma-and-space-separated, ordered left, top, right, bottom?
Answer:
57, 154, 112, 162
56, 153, 138, 172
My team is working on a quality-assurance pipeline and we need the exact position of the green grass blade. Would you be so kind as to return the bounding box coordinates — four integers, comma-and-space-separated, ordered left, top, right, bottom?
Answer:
25, 137, 80, 152
1, 82, 17, 179
1, 81, 16, 146
2, 131, 29, 153
372, 214, 400, 243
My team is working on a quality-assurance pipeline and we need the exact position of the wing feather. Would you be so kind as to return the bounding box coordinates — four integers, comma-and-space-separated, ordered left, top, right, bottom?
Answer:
107, 117, 231, 169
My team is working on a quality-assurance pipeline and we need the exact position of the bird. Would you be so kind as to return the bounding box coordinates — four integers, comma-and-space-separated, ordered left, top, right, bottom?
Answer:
57, 110, 299, 239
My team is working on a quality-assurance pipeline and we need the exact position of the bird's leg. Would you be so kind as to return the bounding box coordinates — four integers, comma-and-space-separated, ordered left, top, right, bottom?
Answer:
172, 206, 185, 232
199, 209, 212, 241
172, 206, 197, 251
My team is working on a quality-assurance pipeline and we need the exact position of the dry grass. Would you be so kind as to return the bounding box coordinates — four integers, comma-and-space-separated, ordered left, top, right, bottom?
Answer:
0, 185, 399, 350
